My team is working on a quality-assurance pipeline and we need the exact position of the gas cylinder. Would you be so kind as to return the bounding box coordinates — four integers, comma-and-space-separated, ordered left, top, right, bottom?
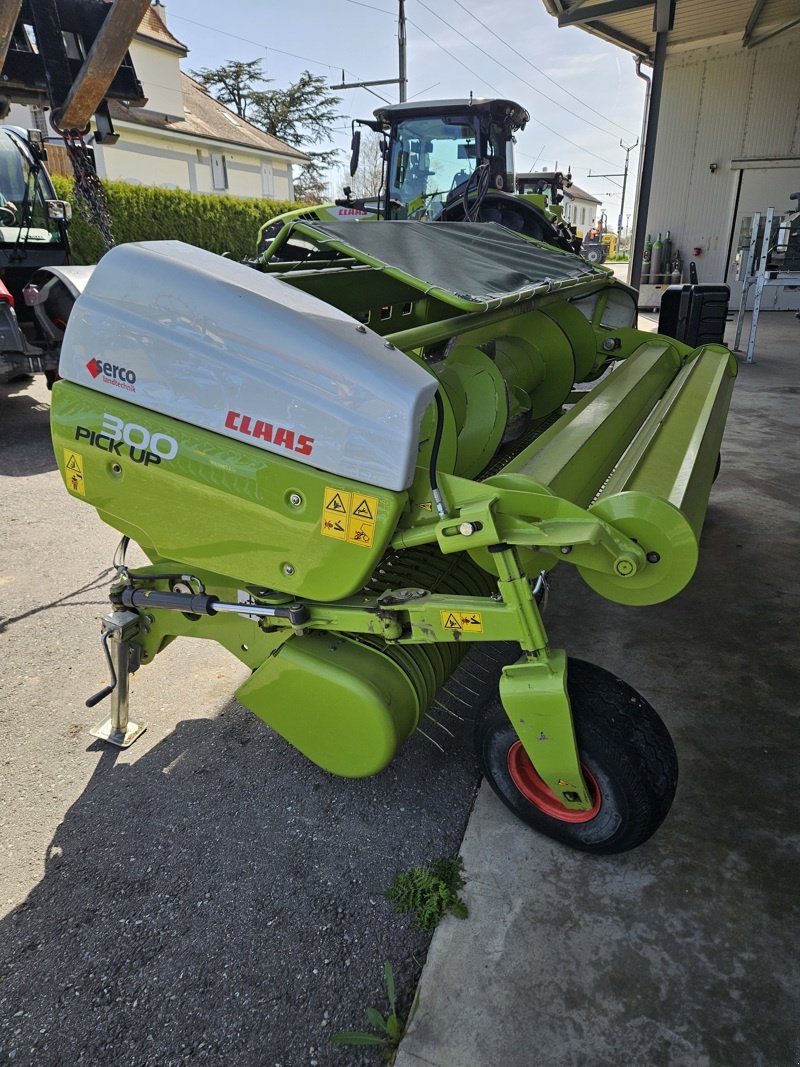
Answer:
670, 251, 682, 285
661, 231, 672, 283
651, 233, 663, 284
641, 234, 652, 284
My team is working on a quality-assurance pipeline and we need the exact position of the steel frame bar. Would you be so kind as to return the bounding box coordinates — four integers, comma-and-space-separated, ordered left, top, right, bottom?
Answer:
55, 0, 150, 130
0, 0, 23, 72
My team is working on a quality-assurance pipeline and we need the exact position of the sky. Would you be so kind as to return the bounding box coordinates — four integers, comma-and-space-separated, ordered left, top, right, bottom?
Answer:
159, 0, 648, 232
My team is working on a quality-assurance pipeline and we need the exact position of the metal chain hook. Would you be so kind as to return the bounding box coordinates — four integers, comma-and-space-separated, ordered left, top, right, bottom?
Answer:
60, 128, 115, 251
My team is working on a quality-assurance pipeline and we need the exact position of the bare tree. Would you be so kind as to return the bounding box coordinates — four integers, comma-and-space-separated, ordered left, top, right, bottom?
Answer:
334, 131, 384, 199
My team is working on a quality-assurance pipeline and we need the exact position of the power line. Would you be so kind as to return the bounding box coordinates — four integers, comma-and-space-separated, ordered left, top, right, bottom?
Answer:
343, 0, 636, 143
349, 0, 633, 171
413, 0, 625, 151
169, 4, 626, 173
407, 19, 504, 97
448, 0, 639, 138
407, 14, 621, 169
168, 12, 362, 83
343, 0, 395, 14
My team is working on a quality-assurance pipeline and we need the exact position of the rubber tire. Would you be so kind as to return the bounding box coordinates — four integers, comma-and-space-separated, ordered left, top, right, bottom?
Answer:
584, 247, 602, 263
441, 194, 573, 251
474, 658, 678, 854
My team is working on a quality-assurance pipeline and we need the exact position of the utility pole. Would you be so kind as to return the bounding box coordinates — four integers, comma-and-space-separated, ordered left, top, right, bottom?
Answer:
398, 0, 407, 102
333, 0, 407, 102
616, 140, 638, 250
588, 138, 638, 244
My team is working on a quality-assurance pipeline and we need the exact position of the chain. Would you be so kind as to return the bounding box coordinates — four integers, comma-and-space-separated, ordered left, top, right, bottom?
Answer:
60, 129, 115, 251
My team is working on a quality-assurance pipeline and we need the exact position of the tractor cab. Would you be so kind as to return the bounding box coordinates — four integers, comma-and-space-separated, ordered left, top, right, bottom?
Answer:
0, 126, 72, 296
255, 97, 579, 264
368, 98, 527, 220
341, 97, 578, 251
0, 126, 74, 381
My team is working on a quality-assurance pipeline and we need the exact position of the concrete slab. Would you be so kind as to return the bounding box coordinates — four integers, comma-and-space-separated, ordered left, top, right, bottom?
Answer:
395, 312, 800, 1067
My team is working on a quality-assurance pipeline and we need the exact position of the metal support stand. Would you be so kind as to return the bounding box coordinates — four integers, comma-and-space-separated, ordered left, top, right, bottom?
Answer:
734, 206, 800, 363
89, 610, 147, 748
733, 212, 761, 353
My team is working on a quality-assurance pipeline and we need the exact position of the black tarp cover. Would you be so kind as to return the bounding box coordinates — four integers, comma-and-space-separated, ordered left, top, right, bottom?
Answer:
292, 220, 607, 309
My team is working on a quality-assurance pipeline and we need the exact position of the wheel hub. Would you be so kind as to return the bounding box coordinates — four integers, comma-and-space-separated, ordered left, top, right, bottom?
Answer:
507, 741, 601, 823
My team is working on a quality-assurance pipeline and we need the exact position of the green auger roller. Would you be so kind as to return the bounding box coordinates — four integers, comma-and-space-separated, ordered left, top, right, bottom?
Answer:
51, 226, 736, 854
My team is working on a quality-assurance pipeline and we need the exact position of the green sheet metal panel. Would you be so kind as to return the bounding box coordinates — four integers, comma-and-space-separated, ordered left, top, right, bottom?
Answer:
51, 382, 407, 602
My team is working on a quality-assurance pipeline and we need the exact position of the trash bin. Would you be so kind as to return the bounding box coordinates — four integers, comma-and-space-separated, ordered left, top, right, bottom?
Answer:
658, 283, 730, 346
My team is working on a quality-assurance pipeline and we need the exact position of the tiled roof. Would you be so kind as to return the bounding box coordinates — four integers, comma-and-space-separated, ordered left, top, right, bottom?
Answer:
135, 6, 188, 53
111, 74, 310, 162
565, 183, 601, 204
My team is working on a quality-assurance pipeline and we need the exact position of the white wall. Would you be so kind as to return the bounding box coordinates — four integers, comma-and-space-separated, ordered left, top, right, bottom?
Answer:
97, 128, 293, 201
128, 39, 184, 120
565, 195, 600, 234
639, 26, 800, 308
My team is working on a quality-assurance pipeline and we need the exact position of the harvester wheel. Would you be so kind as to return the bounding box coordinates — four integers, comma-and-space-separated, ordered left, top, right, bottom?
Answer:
474, 659, 678, 854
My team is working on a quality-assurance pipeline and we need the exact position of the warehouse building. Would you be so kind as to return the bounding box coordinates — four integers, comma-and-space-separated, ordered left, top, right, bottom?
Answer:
543, 0, 800, 311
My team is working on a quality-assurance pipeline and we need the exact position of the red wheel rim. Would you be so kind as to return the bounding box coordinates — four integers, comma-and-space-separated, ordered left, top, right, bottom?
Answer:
507, 741, 601, 823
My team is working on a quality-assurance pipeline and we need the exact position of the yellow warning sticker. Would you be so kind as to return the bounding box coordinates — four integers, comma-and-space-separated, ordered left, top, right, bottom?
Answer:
440, 610, 484, 634
321, 487, 350, 541
418, 501, 433, 512
321, 489, 379, 548
352, 496, 375, 520
324, 488, 350, 514
347, 514, 376, 547
63, 449, 86, 497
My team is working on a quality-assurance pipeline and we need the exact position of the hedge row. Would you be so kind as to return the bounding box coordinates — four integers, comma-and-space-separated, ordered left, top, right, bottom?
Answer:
51, 175, 297, 264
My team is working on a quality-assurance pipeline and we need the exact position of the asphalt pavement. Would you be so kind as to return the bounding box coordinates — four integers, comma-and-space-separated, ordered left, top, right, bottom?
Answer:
0, 373, 504, 1067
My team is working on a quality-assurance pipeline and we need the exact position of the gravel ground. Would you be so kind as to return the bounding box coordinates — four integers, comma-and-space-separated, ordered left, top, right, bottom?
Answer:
0, 375, 508, 1067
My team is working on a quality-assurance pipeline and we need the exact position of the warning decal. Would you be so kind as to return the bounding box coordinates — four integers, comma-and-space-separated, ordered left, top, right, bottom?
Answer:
352, 497, 374, 520
324, 490, 349, 514
440, 610, 484, 634
322, 487, 351, 540
64, 449, 86, 497
321, 488, 379, 548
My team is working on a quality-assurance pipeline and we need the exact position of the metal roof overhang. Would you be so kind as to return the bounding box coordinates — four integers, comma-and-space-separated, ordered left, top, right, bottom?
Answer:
541, 0, 800, 59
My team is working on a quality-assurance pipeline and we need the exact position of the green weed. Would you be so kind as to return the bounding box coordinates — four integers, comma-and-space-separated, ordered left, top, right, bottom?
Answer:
331, 962, 417, 1064
385, 856, 468, 932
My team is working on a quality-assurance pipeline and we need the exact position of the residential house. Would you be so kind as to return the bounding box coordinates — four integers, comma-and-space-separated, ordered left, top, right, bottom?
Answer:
516, 171, 602, 237
9, 2, 308, 201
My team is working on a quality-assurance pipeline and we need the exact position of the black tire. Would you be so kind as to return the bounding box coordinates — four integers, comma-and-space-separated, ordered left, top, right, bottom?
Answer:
584, 247, 602, 263
441, 193, 573, 252
474, 658, 678, 854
